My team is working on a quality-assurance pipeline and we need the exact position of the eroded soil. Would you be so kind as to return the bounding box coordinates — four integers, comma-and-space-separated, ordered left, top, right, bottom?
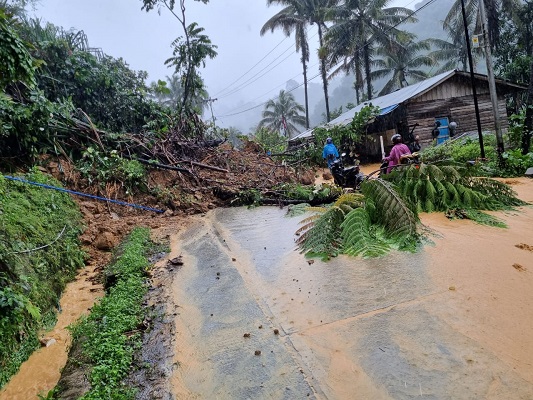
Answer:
1, 156, 532, 399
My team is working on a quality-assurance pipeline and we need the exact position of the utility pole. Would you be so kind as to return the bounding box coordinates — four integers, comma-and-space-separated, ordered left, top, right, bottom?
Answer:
461, 0, 485, 158
478, 0, 504, 160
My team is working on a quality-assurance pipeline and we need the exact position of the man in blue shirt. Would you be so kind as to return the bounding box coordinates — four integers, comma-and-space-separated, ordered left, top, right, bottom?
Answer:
322, 137, 339, 168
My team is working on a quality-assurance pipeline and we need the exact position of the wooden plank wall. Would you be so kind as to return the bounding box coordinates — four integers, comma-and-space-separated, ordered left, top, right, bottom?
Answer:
405, 95, 508, 148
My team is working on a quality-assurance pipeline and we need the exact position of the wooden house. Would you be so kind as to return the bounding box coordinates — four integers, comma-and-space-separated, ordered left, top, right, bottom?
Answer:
290, 70, 526, 161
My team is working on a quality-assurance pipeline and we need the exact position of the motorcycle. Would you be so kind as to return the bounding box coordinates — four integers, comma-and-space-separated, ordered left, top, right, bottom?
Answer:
378, 152, 421, 177
330, 153, 365, 189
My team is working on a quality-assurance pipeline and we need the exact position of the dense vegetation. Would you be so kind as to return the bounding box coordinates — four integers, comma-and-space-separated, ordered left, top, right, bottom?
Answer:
297, 163, 526, 260
43, 227, 153, 400
0, 170, 85, 388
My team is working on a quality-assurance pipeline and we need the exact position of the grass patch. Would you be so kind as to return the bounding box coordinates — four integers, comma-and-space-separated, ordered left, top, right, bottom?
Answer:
0, 169, 84, 388
68, 227, 151, 400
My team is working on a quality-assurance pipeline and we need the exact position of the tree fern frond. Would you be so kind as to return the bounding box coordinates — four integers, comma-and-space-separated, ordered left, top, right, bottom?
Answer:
297, 207, 345, 259
444, 181, 460, 206
335, 193, 365, 208
468, 177, 527, 208
424, 164, 445, 181
440, 165, 462, 183
341, 208, 391, 258
462, 209, 507, 228
362, 179, 418, 238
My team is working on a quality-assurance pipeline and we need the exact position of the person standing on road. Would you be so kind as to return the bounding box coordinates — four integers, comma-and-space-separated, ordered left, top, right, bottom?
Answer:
383, 134, 411, 173
409, 135, 421, 153
322, 137, 339, 169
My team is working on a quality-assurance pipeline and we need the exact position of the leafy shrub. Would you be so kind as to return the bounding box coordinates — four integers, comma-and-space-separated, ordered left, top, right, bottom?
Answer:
69, 227, 151, 400
77, 147, 146, 194
0, 169, 84, 388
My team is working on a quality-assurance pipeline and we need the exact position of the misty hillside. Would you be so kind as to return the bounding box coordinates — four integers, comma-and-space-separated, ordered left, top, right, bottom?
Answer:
227, 0, 459, 134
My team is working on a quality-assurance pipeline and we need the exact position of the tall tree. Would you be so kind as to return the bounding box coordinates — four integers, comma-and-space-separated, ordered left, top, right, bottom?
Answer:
142, 0, 215, 114
261, 3, 311, 128
258, 90, 306, 138
262, 0, 336, 123
325, 0, 415, 101
428, 19, 482, 73
444, 0, 519, 51
165, 22, 216, 113
371, 35, 434, 96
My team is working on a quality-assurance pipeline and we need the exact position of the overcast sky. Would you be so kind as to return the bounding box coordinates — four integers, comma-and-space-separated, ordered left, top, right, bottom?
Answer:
32, 0, 415, 130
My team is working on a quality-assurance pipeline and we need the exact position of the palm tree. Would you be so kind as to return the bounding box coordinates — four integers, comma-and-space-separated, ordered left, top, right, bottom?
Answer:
261, 0, 337, 124
370, 35, 435, 96
428, 19, 482, 73
325, 0, 416, 102
444, 0, 519, 51
258, 90, 306, 138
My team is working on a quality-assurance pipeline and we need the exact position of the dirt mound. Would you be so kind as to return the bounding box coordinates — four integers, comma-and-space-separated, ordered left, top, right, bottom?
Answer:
41, 144, 311, 275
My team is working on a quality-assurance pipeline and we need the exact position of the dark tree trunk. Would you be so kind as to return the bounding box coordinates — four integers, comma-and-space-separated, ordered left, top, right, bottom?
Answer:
522, 60, 533, 154
302, 57, 310, 129
364, 47, 372, 100
317, 24, 331, 122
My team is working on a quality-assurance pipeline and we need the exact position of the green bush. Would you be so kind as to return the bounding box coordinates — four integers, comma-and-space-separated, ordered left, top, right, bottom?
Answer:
0, 169, 84, 388
69, 227, 151, 400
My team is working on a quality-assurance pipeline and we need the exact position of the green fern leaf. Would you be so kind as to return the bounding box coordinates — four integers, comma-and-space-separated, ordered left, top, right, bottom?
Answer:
341, 208, 391, 258
361, 179, 418, 238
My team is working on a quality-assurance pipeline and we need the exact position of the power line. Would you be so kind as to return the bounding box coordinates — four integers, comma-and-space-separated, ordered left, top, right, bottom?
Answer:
217, 28, 319, 100
216, 0, 438, 119
213, 36, 289, 98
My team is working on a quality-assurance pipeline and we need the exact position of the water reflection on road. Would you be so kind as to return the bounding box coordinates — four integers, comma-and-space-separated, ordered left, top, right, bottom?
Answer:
171, 202, 533, 399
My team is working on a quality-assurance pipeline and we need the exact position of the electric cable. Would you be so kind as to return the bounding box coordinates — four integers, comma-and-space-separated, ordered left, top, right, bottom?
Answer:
215, 0, 439, 119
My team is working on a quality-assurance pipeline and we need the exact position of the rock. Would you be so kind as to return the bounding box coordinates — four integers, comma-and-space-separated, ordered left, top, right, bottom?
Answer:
322, 171, 333, 180
273, 329, 279, 335
163, 209, 174, 217
110, 212, 120, 220
94, 231, 118, 251
525, 167, 533, 177
254, 350, 261, 356
81, 201, 98, 212
40, 337, 57, 347
167, 256, 183, 266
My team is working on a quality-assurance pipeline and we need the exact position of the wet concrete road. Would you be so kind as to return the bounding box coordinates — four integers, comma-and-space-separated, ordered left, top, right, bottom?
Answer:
171, 206, 533, 399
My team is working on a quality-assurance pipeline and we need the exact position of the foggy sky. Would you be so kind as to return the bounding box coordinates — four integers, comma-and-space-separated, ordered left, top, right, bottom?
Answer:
32, 0, 414, 132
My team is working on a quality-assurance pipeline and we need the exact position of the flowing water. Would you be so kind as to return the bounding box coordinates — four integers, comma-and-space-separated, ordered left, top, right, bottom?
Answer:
0, 265, 103, 400
2, 177, 533, 399
168, 178, 533, 399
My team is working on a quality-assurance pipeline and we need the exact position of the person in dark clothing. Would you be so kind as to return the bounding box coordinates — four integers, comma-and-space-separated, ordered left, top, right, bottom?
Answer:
322, 137, 339, 168
409, 135, 421, 153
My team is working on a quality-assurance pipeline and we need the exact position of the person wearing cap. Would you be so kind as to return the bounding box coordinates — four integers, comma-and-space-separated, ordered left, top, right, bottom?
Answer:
322, 137, 339, 168
383, 134, 411, 173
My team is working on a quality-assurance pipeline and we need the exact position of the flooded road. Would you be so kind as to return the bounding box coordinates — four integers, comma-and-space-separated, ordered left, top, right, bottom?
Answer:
169, 178, 533, 399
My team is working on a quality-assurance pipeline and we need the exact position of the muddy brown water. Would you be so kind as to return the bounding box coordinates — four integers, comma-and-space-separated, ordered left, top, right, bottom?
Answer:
0, 265, 103, 400
2, 177, 533, 399
168, 177, 533, 399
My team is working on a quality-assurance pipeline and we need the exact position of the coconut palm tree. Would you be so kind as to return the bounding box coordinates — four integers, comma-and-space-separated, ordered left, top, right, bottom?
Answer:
370, 35, 435, 96
262, 0, 337, 124
258, 90, 306, 138
428, 19, 482, 73
325, 0, 416, 101
261, 4, 311, 128
444, 0, 519, 51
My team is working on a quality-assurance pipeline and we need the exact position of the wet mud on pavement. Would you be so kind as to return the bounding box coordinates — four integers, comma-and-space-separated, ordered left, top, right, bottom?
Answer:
169, 178, 533, 399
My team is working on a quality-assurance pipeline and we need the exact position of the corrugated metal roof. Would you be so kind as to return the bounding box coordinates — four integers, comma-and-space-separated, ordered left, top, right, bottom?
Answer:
290, 70, 456, 141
